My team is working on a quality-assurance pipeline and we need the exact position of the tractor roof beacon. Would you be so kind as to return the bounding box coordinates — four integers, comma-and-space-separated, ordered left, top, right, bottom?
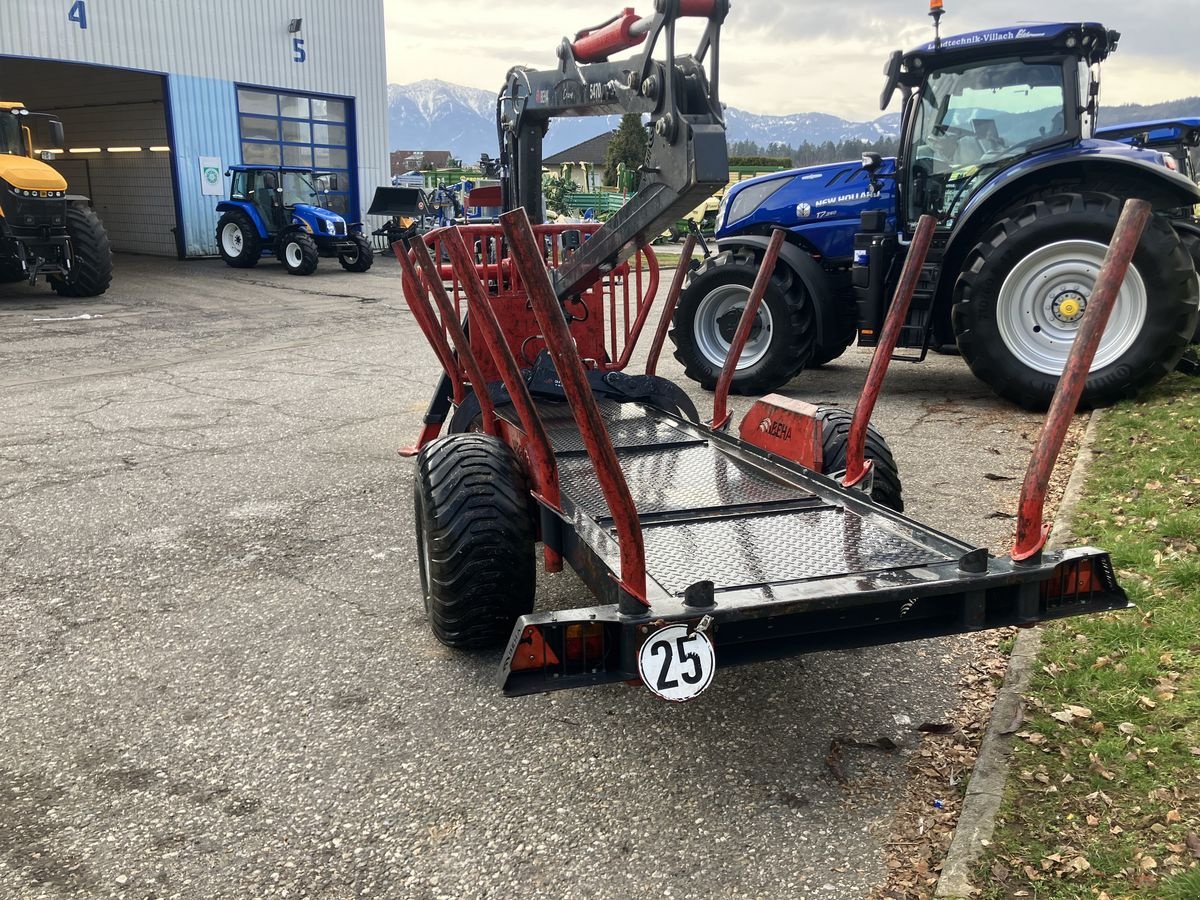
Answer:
390, 2, 1131, 702
669, 5, 1200, 410
214, 165, 373, 276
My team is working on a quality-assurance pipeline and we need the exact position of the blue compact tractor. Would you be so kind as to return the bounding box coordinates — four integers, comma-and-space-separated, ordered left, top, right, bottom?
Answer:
670, 7, 1200, 409
216, 166, 373, 275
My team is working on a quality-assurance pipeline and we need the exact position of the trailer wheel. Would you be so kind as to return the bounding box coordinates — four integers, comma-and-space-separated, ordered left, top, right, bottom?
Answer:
953, 192, 1197, 410
817, 408, 903, 512
670, 249, 815, 394
216, 211, 262, 268
50, 205, 113, 298
280, 232, 320, 276
414, 433, 536, 649
339, 234, 374, 272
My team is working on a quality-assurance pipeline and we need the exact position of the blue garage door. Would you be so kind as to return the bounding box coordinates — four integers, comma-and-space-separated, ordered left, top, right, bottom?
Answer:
236, 87, 355, 216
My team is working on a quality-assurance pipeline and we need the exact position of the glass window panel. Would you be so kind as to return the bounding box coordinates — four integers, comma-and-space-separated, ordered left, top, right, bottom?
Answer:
312, 123, 347, 146
313, 146, 348, 169
280, 95, 310, 119
242, 142, 280, 165
283, 144, 313, 167
240, 116, 279, 141
237, 90, 277, 116
311, 98, 347, 122
282, 120, 311, 143
323, 194, 349, 215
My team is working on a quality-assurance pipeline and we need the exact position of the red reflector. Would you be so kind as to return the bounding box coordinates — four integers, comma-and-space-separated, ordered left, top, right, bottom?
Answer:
1042, 560, 1098, 600
510, 626, 560, 671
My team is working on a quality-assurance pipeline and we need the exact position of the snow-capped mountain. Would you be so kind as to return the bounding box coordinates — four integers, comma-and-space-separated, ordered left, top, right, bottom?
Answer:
386, 79, 902, 164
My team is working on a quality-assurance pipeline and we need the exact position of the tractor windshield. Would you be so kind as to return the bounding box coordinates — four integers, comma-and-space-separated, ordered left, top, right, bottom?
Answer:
0, 114, 25, 156
907, 59, 1069, 223
280, 171, 319, 207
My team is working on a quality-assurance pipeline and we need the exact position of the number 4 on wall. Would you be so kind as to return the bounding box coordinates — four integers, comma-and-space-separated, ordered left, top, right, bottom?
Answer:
68, 0, 88, 29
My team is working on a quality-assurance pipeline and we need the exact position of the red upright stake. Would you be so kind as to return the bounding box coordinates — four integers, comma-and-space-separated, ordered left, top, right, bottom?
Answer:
499, 208, 649, 609
842, 214, 937, 489
711, 228, 786, 430
398, 237, 499, 437
645, 232, 697, 376
1012, 199, 1151, 562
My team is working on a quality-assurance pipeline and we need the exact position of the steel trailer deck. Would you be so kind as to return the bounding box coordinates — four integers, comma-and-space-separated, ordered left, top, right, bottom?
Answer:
495, 396, 1125, 696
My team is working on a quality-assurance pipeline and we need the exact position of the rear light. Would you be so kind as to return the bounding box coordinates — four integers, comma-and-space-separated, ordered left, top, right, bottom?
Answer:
1041, 555, 1119, 607
564, 622, 605, 662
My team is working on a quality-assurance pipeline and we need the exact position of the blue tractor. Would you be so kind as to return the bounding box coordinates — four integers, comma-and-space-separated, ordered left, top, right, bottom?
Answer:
216, 165, 373, 275
670, 11, 1200, 410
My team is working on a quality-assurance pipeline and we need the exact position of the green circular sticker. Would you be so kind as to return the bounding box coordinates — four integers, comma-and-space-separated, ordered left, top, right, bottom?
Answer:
203, 166, 220, 185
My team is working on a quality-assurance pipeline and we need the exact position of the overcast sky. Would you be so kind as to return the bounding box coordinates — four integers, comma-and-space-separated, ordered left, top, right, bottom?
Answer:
383, 0, 1191, 120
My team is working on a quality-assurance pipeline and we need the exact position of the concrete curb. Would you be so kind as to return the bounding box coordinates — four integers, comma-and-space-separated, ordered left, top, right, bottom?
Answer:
935, 410, 1105, 898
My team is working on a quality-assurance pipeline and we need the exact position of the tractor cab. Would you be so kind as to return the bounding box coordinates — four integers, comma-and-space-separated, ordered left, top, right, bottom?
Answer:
217, 165, 372, 276
879, 23, 1120, 227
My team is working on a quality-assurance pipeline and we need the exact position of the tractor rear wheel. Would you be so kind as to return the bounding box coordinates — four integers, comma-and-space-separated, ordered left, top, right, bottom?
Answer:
817, 407, 903, 512
414, 433, 536, 649
670, 248, 815, 394
216, 211, 261, 268
953, 192, 1197, 410
1180, 230, 1200, 343
338, 234, 374, 272
50, 205, 112, 298
280, 232, 319, 276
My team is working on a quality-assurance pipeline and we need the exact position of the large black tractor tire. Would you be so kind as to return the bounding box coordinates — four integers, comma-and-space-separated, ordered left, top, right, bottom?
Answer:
0, 259, 26, 284
413, 433, 536, 650
216, 211, 262, 268
50, 205, 112, 298
1180, 230, 1200, 343
817, 407, 904, 512
279, 231, 319, 276
339, 233, 374, 273
952, 192, 1197, 411
669, 249, 816, 394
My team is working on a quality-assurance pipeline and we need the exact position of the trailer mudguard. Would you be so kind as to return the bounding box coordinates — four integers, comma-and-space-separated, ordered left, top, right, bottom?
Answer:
947, 150, 1200, 262
714, 234, 840, 352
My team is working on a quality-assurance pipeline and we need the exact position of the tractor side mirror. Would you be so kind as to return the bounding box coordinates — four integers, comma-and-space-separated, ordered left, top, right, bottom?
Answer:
326, 174, 340, 192
861, 152, 884, 193
48, 119, 65, 149
880, 51, 903, 111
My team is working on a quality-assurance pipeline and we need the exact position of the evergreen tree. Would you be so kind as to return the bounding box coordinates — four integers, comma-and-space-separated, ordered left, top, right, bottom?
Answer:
605, 114, 650, 187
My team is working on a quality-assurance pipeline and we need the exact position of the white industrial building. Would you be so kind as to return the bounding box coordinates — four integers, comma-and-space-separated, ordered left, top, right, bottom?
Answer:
0, 0, 387, 257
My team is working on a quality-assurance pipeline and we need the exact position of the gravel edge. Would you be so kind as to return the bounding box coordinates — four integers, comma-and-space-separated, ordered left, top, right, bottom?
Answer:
934, 409, 1105, 898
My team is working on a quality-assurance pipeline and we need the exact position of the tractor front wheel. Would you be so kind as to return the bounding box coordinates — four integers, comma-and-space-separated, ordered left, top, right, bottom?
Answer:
279, 232, 319, 276
817, 407, 903, 512
216, 211, 261, 269
670, 248, 815, 394
338, 234, 374, 273
50, 205, 113, 298
414, 433, 536, 649
953, 192, 1198, 410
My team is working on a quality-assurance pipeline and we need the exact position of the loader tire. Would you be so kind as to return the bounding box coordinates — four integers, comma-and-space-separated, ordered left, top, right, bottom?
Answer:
339, 233, 374, 272
216, 211, 262, 268
50, 205, 112, 297
817, 407, 903, 512
414, 433, 536, 650
280, 231, 319, 275
953, 192, 1197, 411
669, 248, 815, 394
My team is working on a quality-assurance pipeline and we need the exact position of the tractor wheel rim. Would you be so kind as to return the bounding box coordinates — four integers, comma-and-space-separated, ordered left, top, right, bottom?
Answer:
221, 223, 243, 256
343, 249, 358, 264
285, 242, 304, 268
693, 283, 775, 370
996, 239, 1148, 376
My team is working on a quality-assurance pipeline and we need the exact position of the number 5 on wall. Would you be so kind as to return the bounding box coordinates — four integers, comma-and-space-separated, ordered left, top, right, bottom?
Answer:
68, 0, 88, 29
293, 37, 307, 63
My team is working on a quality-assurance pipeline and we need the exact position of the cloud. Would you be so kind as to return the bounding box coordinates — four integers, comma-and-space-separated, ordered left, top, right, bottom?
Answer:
384, 0, 1192, 119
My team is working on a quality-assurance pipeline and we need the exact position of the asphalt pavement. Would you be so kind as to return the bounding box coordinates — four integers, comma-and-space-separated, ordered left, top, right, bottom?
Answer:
0, 253, 1054, 899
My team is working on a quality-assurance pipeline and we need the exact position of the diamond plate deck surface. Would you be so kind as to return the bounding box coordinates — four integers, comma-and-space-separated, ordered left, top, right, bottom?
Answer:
641, 508, 952, 595
505, 400, 699, 454
557, 444, 811, 519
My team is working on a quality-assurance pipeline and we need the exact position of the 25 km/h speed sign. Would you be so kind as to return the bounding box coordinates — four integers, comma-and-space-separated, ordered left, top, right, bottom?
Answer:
637, 623, 716, 702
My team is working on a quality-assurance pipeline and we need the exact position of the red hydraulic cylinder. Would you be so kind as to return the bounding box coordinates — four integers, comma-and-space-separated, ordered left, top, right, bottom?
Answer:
711, 228, 786, 430
571, 9, 647, 63
499, 208, 650, 609
842, 214, 937, 490
645, 232, 697, 376
1012, 198, 1152, 562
